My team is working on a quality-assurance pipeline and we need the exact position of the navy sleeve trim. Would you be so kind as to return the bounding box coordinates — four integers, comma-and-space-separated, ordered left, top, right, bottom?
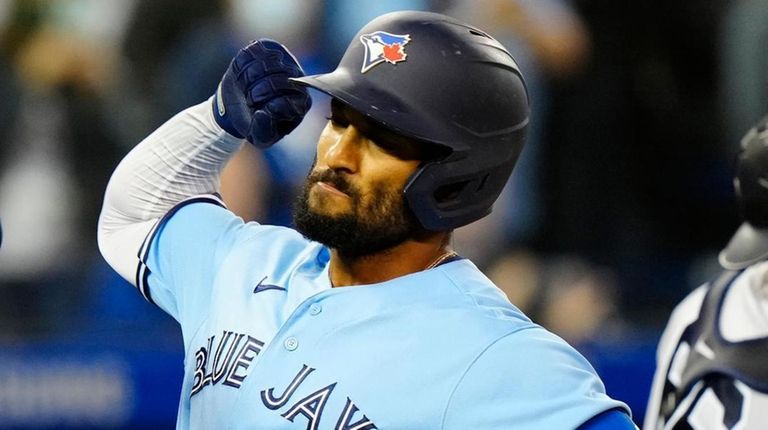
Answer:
135, 193, 226, 305
576, 408, 637, 430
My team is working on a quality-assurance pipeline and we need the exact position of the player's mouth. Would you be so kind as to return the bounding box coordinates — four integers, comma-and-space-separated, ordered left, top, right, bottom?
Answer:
315, 181, 350, 198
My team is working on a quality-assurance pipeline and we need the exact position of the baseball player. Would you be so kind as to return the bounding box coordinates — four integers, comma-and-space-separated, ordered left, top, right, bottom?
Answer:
98, 11, 635, 429
644, 116, 768, 429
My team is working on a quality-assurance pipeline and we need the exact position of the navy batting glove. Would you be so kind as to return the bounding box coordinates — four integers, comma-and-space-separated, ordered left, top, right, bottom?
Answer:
213, 39, 312, 148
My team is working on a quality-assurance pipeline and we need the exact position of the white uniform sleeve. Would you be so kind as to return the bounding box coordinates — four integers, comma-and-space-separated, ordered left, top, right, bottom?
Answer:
97, 98, 243, 288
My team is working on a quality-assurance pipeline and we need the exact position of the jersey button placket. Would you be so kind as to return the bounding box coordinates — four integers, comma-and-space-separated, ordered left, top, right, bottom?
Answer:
284, 336, 299, 351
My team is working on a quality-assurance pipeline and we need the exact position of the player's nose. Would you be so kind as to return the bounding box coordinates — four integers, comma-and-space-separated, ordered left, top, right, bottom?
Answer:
325, 125, 363, 174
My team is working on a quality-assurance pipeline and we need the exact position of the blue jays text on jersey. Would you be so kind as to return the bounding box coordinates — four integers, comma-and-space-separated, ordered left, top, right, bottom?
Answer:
191, 331, 264, 395
131, 196, 630, 429
191, 330, 375, 430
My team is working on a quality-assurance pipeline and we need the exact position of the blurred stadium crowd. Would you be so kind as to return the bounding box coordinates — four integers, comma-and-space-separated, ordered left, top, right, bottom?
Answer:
0, 0, 766, 427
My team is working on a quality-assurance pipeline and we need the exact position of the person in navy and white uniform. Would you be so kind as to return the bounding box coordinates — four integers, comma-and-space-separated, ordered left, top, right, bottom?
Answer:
644, 115, 768, 430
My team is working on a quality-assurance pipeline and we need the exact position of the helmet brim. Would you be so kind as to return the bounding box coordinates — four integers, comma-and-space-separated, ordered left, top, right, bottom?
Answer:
290, 72, 466, 152
719, 221, 768, 270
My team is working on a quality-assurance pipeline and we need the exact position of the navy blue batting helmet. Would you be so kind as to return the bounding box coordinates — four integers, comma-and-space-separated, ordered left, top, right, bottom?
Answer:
292, 11, 530, 231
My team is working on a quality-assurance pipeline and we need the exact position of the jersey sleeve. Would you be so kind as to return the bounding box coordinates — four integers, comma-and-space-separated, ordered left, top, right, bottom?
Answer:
577, 408, 637, 429
442, 327, 633, 430
137, 194, 244, 327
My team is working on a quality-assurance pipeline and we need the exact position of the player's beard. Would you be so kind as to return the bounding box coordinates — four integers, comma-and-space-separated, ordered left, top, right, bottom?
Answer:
292, 168, 422, 259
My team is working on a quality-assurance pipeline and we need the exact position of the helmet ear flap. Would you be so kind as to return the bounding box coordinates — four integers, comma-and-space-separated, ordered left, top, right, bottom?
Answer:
405, 158, 516, 231
433, 172, 496, 210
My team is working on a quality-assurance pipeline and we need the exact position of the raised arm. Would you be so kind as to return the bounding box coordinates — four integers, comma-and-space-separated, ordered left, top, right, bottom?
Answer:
97, 39, 311, 285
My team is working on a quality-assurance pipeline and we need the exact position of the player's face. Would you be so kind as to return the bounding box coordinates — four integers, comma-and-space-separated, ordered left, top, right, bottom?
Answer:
293, 100, 425, 258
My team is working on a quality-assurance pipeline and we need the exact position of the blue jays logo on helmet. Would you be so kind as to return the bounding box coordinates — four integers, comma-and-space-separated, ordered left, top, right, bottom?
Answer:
359, 31, 411, 73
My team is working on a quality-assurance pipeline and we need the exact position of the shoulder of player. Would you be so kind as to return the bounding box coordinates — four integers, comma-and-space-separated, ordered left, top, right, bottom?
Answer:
655, 268, 756, 361
166, 198, 314, 248
479, 324, 593, 364
431, 267, 610, 388
740, 259, 768, 296
666, 284, 709, 328
216, 220, 327, 272
653, 282, 711, 361
441, 324, 627, 429
166, 198, 327, 270
434, 259, 533, 324
663, 264, 763, 332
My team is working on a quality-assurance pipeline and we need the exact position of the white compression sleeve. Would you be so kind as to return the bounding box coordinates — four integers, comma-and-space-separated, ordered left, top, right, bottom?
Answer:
98, 98, 243, 285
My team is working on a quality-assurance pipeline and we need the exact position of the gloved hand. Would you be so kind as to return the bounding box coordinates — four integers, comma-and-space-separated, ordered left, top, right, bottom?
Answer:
213, 39, 311, 148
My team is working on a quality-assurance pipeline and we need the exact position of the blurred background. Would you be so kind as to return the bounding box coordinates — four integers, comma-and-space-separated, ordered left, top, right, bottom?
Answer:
0, 0, 764, 428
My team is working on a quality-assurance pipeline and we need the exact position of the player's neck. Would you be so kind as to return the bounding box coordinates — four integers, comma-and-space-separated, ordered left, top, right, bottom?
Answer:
328, 232, 452, 287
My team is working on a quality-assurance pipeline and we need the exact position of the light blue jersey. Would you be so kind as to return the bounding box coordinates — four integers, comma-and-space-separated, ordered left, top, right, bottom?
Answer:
137, 195, 630, 429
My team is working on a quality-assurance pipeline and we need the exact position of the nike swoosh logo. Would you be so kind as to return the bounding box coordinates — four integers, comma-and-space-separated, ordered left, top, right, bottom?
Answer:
253, 276, 286, 294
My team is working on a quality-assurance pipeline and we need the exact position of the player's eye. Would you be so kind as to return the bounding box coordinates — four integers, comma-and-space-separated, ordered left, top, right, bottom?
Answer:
328, 99, 350, 128
370, 135, 420, 160
325, 114, 349, 128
